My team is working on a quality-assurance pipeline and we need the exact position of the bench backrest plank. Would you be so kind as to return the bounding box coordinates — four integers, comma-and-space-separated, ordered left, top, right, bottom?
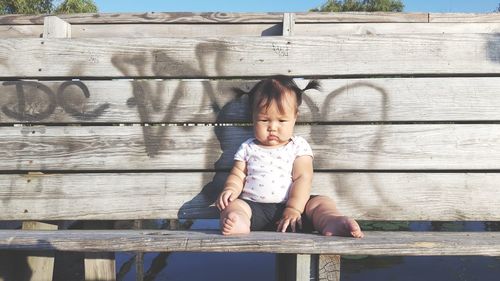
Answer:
1, 35, 500, 77
1, 78, 500, 123
1, 125, 500, 170
1, 172, 499, 221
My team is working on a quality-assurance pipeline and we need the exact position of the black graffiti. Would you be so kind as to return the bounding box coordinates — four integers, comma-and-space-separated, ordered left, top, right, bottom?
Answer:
2, 81, 56, 121
57, 81, 110, 120
111, 42, 229, 157
1, 81, 110, 121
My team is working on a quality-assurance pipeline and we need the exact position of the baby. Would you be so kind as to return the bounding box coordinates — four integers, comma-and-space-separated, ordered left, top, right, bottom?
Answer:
216, 75, 363, 238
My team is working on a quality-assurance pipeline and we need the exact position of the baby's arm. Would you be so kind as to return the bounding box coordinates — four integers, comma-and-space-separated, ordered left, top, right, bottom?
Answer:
216, 160, 247, 211
277, 155, 313, 232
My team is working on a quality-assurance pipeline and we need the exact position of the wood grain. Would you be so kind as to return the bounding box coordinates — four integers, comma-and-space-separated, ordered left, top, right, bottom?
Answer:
0, 172, 499, 221
71, 23, 282, 38
430, 13, 500, 23
294, 12, 429, 23
2, 125, 500, 170
0, 12, 430, 25
1, 34, 499, 78
2, 78, 500, 123
294, 22, 500, 35
71, 22, 500, 38
0, 230, 498, 256
0, 25, 42, 38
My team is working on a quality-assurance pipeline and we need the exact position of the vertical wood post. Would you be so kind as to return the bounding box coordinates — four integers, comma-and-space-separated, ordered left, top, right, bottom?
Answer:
83, 222, 116, 281
318, 255, 341, 281
21, 221, 58, 281
278, 11, 341, 281
43, 16, 71, 38
276, 254, 341, 281
282, 13, 295, 36
276, 254, 313, 281
84, 253, 116, 281
134, 220, 144, 281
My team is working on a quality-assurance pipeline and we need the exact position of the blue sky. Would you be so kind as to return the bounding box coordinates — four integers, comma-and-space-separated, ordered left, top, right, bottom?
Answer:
94, 0, 499, 13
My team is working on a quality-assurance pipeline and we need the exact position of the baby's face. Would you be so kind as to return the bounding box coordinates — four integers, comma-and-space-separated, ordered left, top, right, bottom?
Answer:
252, 92, 297, 148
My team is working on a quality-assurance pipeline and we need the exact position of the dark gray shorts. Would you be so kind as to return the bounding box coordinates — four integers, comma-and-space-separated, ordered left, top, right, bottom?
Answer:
242, 196, 316, 232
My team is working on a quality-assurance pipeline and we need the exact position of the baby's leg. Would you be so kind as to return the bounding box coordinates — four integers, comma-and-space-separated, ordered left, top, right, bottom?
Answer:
220, 199, 252, 235
305, 196, 364, 238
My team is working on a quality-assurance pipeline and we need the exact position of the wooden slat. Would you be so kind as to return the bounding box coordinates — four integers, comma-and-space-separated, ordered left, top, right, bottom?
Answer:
294, 12, 429, 23
430, 13, 500, 23
1, 125, 500, 170
1, 34, 500, 78
2, 78, 500, 123
71, 23, 282, 38
294, 23, 500, 35
0, 25, 42, 38
0, 13, 284, 25
0, 172, 499, 221
0, 12, 431, 25
0, 230, 499, 256
1, 13, 498, 25
4, 23, 499, 39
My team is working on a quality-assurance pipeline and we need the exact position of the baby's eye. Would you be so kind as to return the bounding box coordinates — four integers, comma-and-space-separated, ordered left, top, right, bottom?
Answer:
259, 119, 268, 122
279, 120, 288, 123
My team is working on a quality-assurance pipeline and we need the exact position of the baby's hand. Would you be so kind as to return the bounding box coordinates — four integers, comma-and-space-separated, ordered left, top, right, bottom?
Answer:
277, 207, 302, 233
216, 190, 237, 211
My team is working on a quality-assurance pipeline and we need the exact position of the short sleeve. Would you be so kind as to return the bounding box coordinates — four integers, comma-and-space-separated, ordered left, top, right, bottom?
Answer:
293, 136, 314, 158
234, 139, 252, 162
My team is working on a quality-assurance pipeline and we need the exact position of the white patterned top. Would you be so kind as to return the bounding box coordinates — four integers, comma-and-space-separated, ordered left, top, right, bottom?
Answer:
234, 136, 313, 203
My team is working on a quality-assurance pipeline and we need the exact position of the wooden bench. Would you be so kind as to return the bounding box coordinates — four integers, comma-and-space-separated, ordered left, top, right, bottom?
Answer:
0, 12, 500, 281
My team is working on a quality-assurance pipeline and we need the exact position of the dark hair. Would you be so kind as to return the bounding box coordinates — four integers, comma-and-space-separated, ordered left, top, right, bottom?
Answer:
235, 75, 320, 116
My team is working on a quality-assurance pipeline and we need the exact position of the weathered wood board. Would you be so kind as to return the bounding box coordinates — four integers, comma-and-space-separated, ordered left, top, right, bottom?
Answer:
1, 125, 500, 170
0, 230, 498, 256
2, 78, 500, 123
1, 35, 500, 78
0, 172, 499, 220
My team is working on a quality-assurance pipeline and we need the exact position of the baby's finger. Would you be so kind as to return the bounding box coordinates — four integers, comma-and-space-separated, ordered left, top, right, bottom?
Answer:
297, 218, 303, 230
218, 194, 229, 210
216, 197, 223, 211
276, 220, 283, 232
219, 194, 229, 209
279, 219, 290, 233
290, 219, 297, 233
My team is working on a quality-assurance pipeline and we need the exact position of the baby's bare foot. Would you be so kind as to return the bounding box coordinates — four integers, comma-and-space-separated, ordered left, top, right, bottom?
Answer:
320, 215, 364, 238
221, 211, 250, 235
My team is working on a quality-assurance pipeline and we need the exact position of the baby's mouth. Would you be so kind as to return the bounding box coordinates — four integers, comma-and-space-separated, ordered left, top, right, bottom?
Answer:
268, 135, 279, 141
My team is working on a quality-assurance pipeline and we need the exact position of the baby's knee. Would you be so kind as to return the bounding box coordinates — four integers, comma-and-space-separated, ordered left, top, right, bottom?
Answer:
305, 195, 333, 215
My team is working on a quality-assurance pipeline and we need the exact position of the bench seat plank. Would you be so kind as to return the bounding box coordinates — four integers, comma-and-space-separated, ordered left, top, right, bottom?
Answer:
0, 230, 498, 256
